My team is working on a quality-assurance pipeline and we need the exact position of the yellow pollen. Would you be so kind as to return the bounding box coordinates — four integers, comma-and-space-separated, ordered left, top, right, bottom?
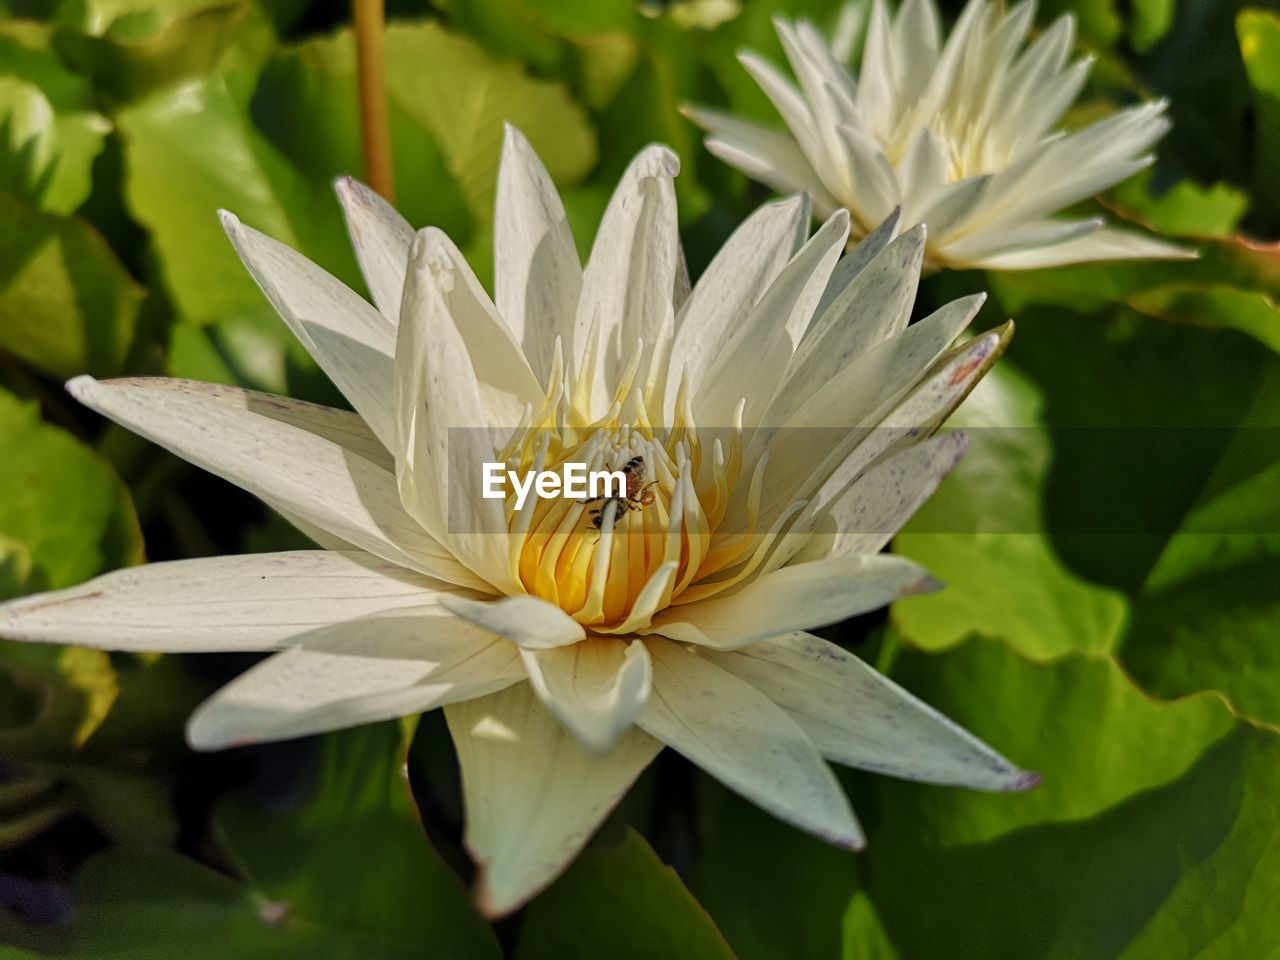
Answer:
493, 383, 766, 631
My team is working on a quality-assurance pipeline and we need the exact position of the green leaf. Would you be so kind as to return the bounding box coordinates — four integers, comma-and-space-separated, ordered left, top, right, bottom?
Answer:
0, 190, 144, 379
1116, 370, 1280, 727
690, 779, 855, 960
893, 359, 1127, 660
379, 22, 596, 224
0, 385, 142, 590
1004, 310, 1276, 592
66, 723, 499, 960
119, 22, 595, 392
250, 30, 472, 246
988, 232, 1280, 356
516, 830, 736, 960
0, 21, 110, 214
116, 68, 358, 330
852, 721, 1280, 960
1129, 0, 1174, 52
1108, 169, 1248, 238
882, 636, 1235, 846
1238, 10, 1280, 230
50, 0, 264, 103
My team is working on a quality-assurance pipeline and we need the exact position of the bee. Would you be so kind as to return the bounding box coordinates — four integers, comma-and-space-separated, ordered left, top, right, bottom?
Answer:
587, 456, 657, 530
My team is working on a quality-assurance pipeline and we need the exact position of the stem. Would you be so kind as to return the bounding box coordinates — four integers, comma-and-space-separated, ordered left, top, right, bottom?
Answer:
354, 0, 394, 202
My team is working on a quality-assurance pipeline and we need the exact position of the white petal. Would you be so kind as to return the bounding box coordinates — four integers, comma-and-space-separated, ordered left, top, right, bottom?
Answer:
521, 638, 652, 752
896, 129, 950, 217
774, 19, 855, 179
793, 431, 970, 563
403, 228, 541, 426
494, 124, 583, 383
187, 606, 523, 749
854, 0, 897, 138
705, 632, 1035, 790
685, 105, 841, 214
447, 683, 662, 917
814, 207, 903, 320
219, 211, 396, 447
573, 145, 680, 417
782, 224, 926, 418
694, 209, 850, 428
65, 377, 482, 589
912, 173, 992, 240
439, 595, 585, 650
644, 553, 938, 650
752, 309, 999, 529
736, 51, 833, 184
638, 637, 863, 848
395, 231, 522, 591
890, 0, 942, 99
334, 176, 414, 322
666, 193, 809, 419
940, 216, 1104, 263
0, 551, 456, 652
973, 225, 1195, 269
837, 123, 902, 229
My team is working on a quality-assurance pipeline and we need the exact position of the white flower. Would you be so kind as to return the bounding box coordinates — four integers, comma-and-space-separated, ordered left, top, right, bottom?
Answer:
685, 0, 1194, 270
0, 126, 1034, 916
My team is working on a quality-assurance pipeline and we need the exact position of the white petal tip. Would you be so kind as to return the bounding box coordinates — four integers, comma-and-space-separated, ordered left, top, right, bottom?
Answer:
903, 574, 945, 597
501, 122, 531, 153
1009, 770, 1043, 791
217, 209, 241, 232
64, 374, 97, 400
332, 175, 361, 202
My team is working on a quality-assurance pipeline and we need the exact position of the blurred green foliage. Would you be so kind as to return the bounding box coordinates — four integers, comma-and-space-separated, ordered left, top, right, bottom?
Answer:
1, 0, 1278, 957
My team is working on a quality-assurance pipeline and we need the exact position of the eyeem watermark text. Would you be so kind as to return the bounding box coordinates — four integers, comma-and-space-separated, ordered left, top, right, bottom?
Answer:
482, 463, 626, 510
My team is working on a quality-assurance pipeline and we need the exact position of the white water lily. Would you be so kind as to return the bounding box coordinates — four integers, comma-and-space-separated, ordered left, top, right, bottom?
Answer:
686, 0, 1194, 270
0, 126, 1034, 916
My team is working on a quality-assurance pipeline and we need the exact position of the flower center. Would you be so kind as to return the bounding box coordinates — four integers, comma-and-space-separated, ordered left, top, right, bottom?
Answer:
491, 379, 769, 632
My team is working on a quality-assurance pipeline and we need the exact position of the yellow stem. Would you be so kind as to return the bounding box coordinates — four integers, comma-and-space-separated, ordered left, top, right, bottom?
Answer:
354, 0, 394, 202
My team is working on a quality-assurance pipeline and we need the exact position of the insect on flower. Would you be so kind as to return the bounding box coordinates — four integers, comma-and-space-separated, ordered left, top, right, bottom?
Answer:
586, 456, 658, 530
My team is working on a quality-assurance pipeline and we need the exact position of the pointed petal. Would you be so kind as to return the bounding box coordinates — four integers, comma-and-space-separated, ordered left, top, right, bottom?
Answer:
219, 212, 396, 447
402, 228, 541, 426
736, 51, 832, 181
684, 104, 841, 214
644, 554, 937, 650
694, 209, 850, 428
494, 125, 583, 383
794, 431, 970, 562
395, 231, 522, 591
334, 176, 414, 322
941, 216, 1105, 263
187, 607, 523, 749
439, 595, 585, 650
65, 377, 481, 588
666, 194, 809, 418
706, 632, 1035, 790
638, 637, 863, 848
0, 551, 456, 652
854, 0, 897, 137
753, 308, 999, 528
814, 207, 903, 319
836, 123, 901, 229
447, 683, 662, 916
521, 638, 652, 752
973, 225, 1195, 269
783, 223, 926, 416
573, 146, 679, 416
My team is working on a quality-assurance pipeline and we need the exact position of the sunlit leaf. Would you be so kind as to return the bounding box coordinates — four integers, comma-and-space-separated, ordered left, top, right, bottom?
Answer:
0, 22, 110, 214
